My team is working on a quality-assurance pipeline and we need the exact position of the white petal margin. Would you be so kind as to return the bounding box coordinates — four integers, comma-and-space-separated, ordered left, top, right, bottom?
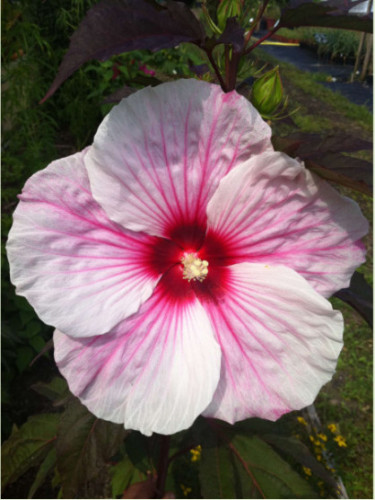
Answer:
53, 287, 221, 435
207, 151, 368, 297
7, 150, 159, 338
86, 79, 272, 237
202, 263, 343, 423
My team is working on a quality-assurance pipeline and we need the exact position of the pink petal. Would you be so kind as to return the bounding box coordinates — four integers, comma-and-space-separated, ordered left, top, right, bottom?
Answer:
86, 80, 271, 240
206, 151, 368, 297
202, 263, 343, 423
53, 278, 221, 435
7, 150, 166, 338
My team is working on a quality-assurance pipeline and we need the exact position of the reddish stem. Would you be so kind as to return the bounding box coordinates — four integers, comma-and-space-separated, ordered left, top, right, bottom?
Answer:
155, 435, 171, 498
245, 25, 281, 54
245, 0, 270, 48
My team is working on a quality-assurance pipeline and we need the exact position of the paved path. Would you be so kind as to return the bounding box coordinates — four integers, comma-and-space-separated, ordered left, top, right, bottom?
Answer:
257, 43, 373, 111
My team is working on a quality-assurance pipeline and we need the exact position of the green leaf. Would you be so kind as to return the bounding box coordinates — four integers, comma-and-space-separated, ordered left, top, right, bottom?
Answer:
28, 335, 46, 352
15, 345, 34, 372
124, 431, 152, 474
199, 421, 317, 499
56, 397, 127, 498
110, 456, 147, 498
32, 376, 69, 403
28, 447, 57, 498
1, 413, 59, 492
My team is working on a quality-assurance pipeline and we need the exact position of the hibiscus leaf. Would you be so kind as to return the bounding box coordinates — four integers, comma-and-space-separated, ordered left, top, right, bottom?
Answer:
262, 434, 337, 489
56, 397, 127, 498
32, 376, 69, 403
1, 413, 59, 493
124, 431, 153, 474
41, 0, 204, 102
110, 456, 147, 498
272, 133, 373, 195
217, 17, 245, 52
335, 271, 373, 327
305, 159, 372, 197
279, 0, 373, 33
199, 420, 316, 498
27, 447, 57, 499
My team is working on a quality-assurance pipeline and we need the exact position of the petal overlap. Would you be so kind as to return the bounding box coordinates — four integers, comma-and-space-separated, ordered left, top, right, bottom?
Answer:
7, 151, 160, 338
206, 151, 368, 297
54, 278, 221, 436
202, 263, 343, 423
85, 79, 272, 238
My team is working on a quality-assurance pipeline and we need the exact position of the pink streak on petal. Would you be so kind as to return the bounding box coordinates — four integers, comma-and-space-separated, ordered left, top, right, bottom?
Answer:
54, 275, 221, 436
207, 151, 368, 297
202, 263, 343, 424
86, 80, 272, 238
6, 150, 177, 338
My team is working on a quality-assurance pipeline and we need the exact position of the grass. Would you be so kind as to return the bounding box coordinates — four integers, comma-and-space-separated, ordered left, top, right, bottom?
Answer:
253, 49, 373, 498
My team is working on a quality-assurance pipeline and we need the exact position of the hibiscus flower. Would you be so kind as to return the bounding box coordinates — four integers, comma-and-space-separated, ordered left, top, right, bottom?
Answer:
7, 80, 368, 436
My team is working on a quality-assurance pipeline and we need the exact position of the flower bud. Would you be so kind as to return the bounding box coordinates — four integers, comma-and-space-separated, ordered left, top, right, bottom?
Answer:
251, 66, 283, 117
217, 0, 243, 30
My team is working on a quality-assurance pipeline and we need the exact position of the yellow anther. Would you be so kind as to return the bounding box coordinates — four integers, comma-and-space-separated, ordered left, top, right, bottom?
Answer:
182, 254, 209, 282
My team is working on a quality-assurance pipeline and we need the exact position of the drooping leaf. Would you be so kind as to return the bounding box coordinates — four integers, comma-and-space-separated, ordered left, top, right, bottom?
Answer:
1, 413, 59, 492
335, 271, 373, 326
272, 132, 373, 195
262, 434, 337, 489
27, 447, 57, 499
56, 397, 127, 498
199, 420, 317, 499
32, 376, 69, 404
41, 0, 204, 102
217, 17, 245, 52
279, 0, 373, 33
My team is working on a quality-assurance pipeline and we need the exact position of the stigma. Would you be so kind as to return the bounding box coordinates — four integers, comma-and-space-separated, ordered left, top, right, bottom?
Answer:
181, 253, 209, 282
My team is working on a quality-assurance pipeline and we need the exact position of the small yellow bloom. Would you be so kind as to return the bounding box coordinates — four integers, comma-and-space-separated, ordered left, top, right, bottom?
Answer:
297, 416, 307, 425
303, 466, 312, 476
327, 423, 337, 433
190, 444, 202, 462
317, 433, 327, 442
180, 484, 192, 496
316, 454, 322, 461
334, 435, 347, 448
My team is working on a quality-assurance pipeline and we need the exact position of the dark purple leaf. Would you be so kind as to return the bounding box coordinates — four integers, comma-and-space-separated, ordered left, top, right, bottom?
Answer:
56, 398, 127, 498
41, 0, 204, 102
272, 132, 373, 195
335, 272, 373, 326
217, 17, 245, 52
103, 85, 137, 103
188, 62, 210, 76
280, 0, 373, 32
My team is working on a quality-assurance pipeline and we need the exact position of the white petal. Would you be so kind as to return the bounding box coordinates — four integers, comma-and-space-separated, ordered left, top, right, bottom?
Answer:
7, 150, 160, 337
207, 151, 368, 297
86, 79, 271, 238
202, 263, 343, 423
54, 279, 221, 435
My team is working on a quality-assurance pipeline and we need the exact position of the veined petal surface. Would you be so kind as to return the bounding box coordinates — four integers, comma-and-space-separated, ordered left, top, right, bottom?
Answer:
54, 279, 221, 435
86, 79, 272, 238
207, 151, 368, 297
202, 263, 343, 423
7, 151, 161, 338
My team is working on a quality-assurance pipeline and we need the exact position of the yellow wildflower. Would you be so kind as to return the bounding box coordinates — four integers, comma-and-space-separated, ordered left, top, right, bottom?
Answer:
190, 444, 202, 462
303, 466, 312, 476
317, 433, 328, 442
180, 484, 192, 496
327, 423, 337, 433
334, 435, 347, 448
297, 416, 307, 425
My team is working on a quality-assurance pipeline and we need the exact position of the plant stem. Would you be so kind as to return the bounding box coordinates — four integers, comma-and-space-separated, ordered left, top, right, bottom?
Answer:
245, 0, 270, 48
205, 48, 228, 91
155, 435, 171, 498
245, 25, 280, 54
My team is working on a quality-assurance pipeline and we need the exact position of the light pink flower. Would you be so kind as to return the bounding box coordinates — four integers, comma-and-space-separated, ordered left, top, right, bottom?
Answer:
7, 80, 368, 436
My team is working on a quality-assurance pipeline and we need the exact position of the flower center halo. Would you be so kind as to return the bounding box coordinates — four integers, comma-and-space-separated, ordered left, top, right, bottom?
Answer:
181, 253, 209, 282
